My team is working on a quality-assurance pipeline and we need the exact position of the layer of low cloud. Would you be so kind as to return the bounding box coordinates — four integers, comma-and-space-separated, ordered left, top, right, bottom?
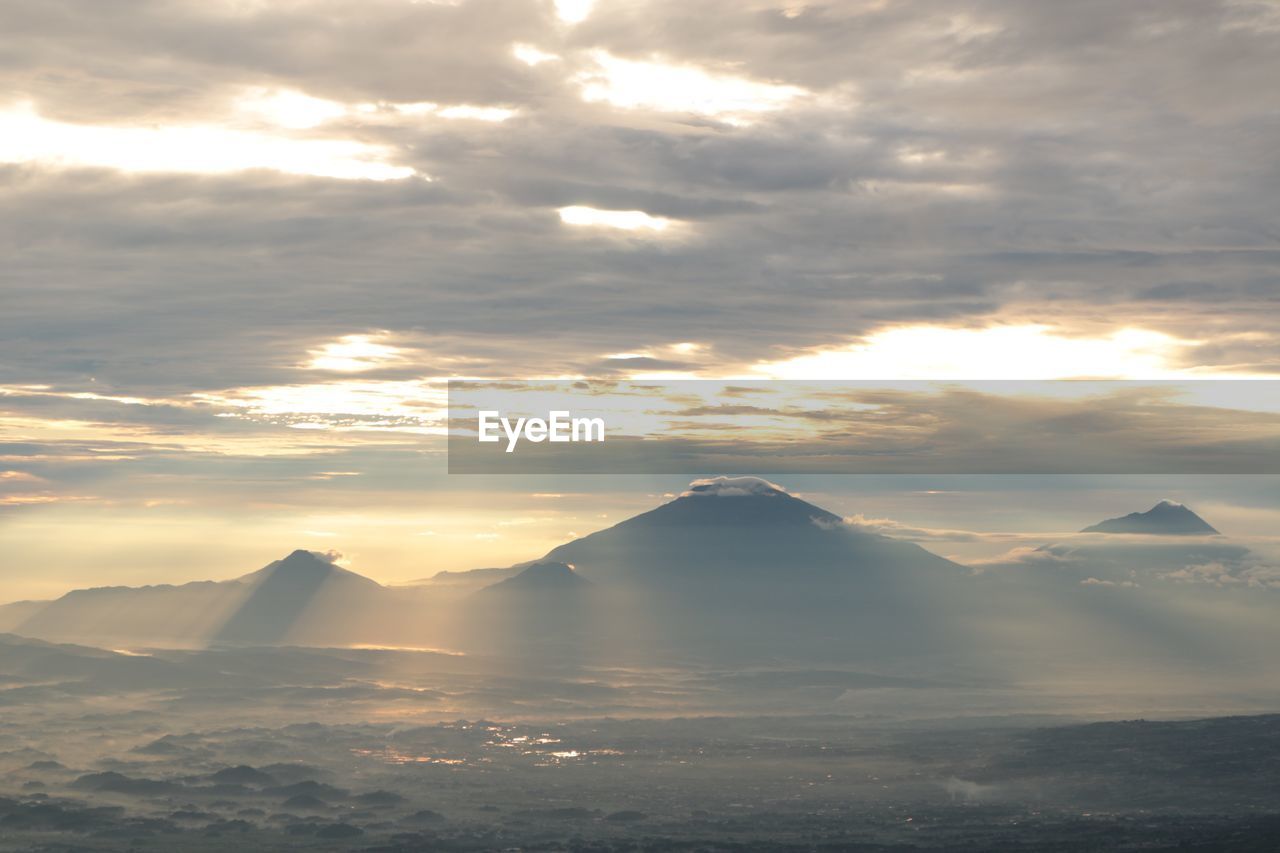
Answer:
973, 532, 1280, 590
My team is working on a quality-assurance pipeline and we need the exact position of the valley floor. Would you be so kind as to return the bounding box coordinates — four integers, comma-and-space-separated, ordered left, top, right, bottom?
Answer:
2, 639, 1280, 850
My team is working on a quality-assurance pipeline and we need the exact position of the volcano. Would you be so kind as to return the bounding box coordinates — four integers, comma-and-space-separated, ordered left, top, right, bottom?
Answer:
0, 481, 977, 660
544, 477, 961, 585
0, 550, 388, 648
210, 550, 385, 645
479, 561, 589, 594
1081, 500, 1220, 535
533, 477, 973, 661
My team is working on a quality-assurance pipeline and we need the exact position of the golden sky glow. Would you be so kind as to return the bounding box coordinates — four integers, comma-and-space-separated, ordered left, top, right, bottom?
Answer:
306, 334, 409, 373
554, 0, 596, 25
753, 324, 1207, 380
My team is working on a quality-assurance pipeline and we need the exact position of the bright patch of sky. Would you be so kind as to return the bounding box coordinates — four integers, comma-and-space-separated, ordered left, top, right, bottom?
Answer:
512, 43, 560, 66
306, 334, 407, 372
197, 380, 446, 433
575, 50, 806, 123
237, 87, 349, 129
238, 88, 516, 125
753, 324, 1207, 380
0, 101, 416, 181
554, 0, 596, 25
558, 205, 678, 232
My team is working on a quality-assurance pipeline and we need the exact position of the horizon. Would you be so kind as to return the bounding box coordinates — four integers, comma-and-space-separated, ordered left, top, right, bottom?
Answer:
4, 0, 1280, 603
4, 474, 1273, 602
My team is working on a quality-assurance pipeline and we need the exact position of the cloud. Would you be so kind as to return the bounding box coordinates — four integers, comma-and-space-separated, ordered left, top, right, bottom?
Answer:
7, 0, 1280, 399
969, 529, 1280, 592
0, 471, 45, 483
1160, 560, 1280, 589
682, 476, 788, 497
837, 514, 1023, 543
1080, 577, 1139, 589
447, 379, 1280, 474
3, 0, 1280, 577
968, 545, 1077, 569
941, 778, 1001, 803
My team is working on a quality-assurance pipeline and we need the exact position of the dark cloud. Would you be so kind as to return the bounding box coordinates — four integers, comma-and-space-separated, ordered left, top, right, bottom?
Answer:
1, 0, 556, 119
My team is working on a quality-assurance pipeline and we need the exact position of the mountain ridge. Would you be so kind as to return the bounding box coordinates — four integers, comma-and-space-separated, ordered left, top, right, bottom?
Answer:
1082, 500, 1220, 536
479, 561, 589, 594
0, 484, 1252, 665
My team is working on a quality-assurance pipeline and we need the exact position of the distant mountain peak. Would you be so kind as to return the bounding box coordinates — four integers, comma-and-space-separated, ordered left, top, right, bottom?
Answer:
237, 550, 382, 588
250, 550, 334, 579
1082, 501, 1219, 536
284, 548, 339, 565
212, 550, 383, 645
593, 476, 841, 531
482, 561, 589, 594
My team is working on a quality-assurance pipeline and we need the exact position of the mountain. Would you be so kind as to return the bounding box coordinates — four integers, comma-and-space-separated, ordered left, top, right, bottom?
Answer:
462, 562, 595, 656
0, 481, 976, 660
478, 561, 589, 594
1001, 500, 1253, 593
210, 550, 385, 645
1082, 500, 1220, 535
448, 480, 957, 661
236, 549, 381, 589
0, 600, 49, 633
2, 550, 393, 648
1, 480, 1272, 674
545, 476, 959, 585
0, 633, 156, 680
0, 633, 217, 689
539, 477, 974, 661
7, 578, 253, 648
407, 566, 519, 590
622, 476, 844, 528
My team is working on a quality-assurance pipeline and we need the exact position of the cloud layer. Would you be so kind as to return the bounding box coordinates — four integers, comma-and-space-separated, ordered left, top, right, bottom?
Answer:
3, 0, 1279, 589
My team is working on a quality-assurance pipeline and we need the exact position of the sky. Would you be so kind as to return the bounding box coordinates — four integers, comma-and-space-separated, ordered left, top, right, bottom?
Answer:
2, 0, 1279, 599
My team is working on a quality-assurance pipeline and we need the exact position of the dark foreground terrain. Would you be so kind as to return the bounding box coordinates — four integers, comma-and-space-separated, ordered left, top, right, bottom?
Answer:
2, 636, 1279, 851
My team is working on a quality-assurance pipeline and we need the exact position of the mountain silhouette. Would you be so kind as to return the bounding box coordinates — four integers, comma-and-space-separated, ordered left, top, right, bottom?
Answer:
1082, 500, 1220, 535
462, 561, 596, 657
5, 482, 1256, 670
236, 549, 379, 588
0, 481, 975, 658
545, 476, 957, 585
623, 476, 843, 528
211, 550, 384, 645
538, 477, 973, 661
478, 561, 589, 594
1, 550, 390, 648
